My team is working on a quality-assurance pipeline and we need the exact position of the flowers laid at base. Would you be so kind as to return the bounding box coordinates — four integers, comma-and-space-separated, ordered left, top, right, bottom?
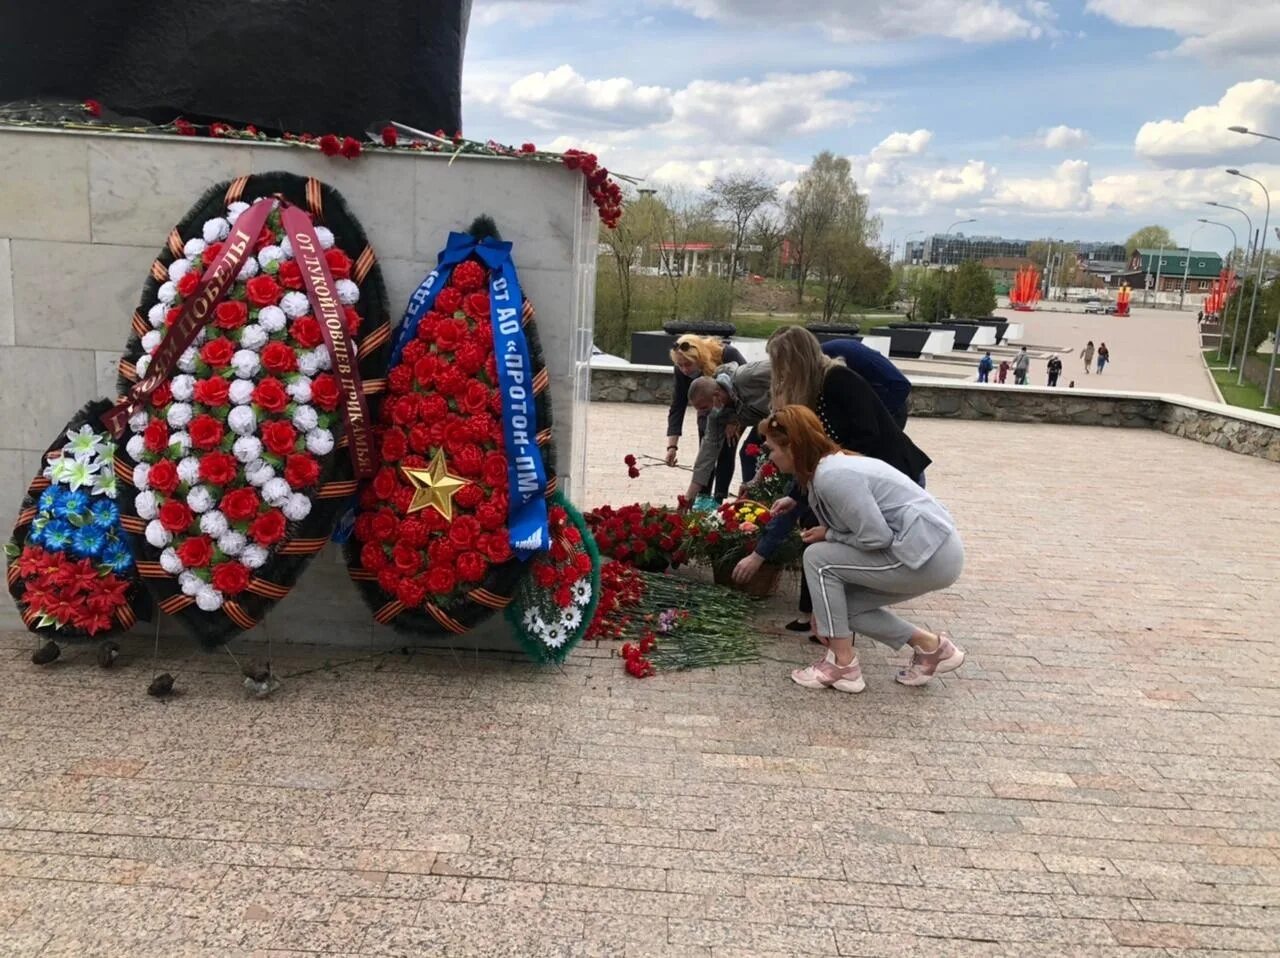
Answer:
585, 504, 688, 572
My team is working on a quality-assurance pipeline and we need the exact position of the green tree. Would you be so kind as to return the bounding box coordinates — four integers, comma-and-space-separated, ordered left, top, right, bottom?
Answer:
1125, 225, 1176, 256
915, 271, 954, 322
1224, 276, 1277, 363
748, 209, 785, 278
785, 152, 860, 304
597, 189, 664, 351
949, 260, 997, 317
708, 174, 776, 310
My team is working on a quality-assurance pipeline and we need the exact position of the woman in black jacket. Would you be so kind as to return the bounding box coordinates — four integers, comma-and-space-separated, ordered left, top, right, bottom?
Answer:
666, 334, 748, 499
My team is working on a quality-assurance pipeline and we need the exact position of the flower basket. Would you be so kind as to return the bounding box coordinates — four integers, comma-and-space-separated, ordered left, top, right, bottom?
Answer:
711, 546, 783, 597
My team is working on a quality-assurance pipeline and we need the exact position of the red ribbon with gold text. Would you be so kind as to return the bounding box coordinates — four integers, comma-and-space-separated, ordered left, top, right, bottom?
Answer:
279, 204, 375, 477
102, 198, 277, 437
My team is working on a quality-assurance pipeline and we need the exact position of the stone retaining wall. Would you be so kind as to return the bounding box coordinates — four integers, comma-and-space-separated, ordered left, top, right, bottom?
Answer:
590, 365, 1280, 462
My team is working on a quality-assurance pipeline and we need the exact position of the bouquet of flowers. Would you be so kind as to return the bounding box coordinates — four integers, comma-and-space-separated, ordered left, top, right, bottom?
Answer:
584, 503, 688, 572
739, 442, 789, 504
684, 499, 802, 571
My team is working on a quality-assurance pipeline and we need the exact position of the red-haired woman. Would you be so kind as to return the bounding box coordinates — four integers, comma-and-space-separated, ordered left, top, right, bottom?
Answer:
759, 405, 966, 692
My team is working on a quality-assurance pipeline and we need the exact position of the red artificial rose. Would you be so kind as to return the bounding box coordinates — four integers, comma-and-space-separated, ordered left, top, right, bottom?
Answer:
199, 451, 238, 485
436, 287, 463, 315
448, 515, 481, 549
245, 275, 281, 307
399, 517, 430, 548
149, 382, 173, 408
261, 421, 298, 457
457, 550, 487, 583
188, 415, 224, 450
381, 429, 407, 463
407, 423, 433, 454
371, 467, 399, 502
381, 125, 398, 147
388, 365, 413, 394
426, 565, 456, 595
377, 568, 401, 595
463, 293, 490, 322
455, 342, 485, 376
177, 272, 199, 298
420, 394, 448, 421
454, 483, 483, 509
158, 500, 193, 533
318, 134, 341, 156
481, 534, 512, 564
451, 260, 486, 293
261, 341, 298, 374
391, 543, 421, 574
461, 382, 491, 416
389, 395, 418, 427
193, 377, 230, 407
371, 510, 398, 541
325, 248, 352, 280
284, 454, 320, 489
165, 308, 182, 329
435, 319, 466, 353
255, 226, 277, 251
214, 300, 248, 331
360, 541, 387, 571
396, 577, 427, 608
451, 445, 483, 478
252, 378, 289, 413
221, 487, 260, 522
310, 374, 341, 411
203, 241, 223, 263
147, 459, 179, 494
482, 452, 508, 487
343, 306, 362, 335
277, 260, 304, 290
291, 316, 324, 349
476, 501, 506, 531
200, 338, 235, 368
211, 561, 251, 595
249, 509, 287, 545
176, 535, 214, 568
340, 136, 362, 159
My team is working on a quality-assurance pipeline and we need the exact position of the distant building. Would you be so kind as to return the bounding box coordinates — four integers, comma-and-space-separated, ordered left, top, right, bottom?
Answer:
907, 234, 1128, 271
979, 255, 1035, 293
1128, 248, 1225, 293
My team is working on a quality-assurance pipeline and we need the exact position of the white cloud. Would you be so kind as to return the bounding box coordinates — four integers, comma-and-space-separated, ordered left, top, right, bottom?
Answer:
1041, 125, 1090, 150
1134, 80, 1280, 167
471, 65, 675, 129
1086, 1, 1280, 67
662, 0, 1053, 42
472, 0, 580, 27
992, 160, 1093, 211
872, 129, 933, 157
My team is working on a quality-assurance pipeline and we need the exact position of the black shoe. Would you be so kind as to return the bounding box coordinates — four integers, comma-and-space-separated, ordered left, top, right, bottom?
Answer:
784, 619, 811, 633
808, 634, 822, 645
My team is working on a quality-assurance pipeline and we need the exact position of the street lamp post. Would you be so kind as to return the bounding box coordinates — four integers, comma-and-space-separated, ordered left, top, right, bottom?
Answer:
1226, 169, 1270, 388
1179, 224, 1206, 311
1207, 200, 1255, 371
936, 218, 976, 321
1197, 218, 1238, 361
1229, 126, 1280, 144
1230, 129, 1280, 406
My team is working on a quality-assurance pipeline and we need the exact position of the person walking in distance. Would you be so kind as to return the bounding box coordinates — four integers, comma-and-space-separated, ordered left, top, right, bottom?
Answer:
997, 359, 1010, 384
977, 351, 993, 383
1012, 346, 1030, 385
1080, 340, 1095, 375
1096, 342, 1110, 374
1046, 354, 1063, 387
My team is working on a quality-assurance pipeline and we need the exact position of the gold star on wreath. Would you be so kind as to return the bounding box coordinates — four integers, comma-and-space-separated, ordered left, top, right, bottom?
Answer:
401, 449, 467, 520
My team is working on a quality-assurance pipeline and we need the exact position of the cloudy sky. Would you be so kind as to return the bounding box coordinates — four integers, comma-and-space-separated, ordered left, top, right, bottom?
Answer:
463, 1, 1280, 252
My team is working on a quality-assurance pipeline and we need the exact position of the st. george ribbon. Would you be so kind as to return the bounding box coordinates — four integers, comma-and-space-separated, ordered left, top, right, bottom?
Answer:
389, 232, 550, 559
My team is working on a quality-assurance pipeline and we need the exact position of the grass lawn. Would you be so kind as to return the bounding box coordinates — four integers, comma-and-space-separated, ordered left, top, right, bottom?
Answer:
1202, 349, 1271, 411
730, 312, 901, 339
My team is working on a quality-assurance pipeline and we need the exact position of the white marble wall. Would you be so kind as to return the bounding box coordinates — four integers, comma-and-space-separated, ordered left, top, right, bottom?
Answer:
0, 127, 598, 646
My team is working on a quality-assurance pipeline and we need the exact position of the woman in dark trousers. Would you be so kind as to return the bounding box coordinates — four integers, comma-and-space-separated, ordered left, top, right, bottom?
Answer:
732, 327, 931, 639
666, 334, 753, 499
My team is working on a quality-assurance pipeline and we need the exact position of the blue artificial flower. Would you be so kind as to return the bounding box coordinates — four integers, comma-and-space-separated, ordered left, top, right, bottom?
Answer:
38, 487, 63, 514
62, 489, 90, 520
102, 539, 133, 574
89, 498, 120, 528
27, 523, 44, 547
71, 524, 108, 559
43, 520, 74, 550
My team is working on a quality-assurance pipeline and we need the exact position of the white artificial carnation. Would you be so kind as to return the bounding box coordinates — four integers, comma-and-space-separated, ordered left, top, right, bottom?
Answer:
232, 435, 262, 463
158, 281, 178, 305
183, 237, 207, 259
135, 354, 151, 377
262, 477, 291, 508
202, 217, 230, 243
217, 531, 246, 556
177, 347, 198, 374
305, 428, 334, 456
145, 519, 172, 548
177, 456, 201, 485
186, 485, 214, 514
179, 571, 202, 596
147, 303, 167, 328
336, 279, 359, 305
226, 201, 249, 224
140, 330, 163, 354
228, 379, 255, 406
232, 349, 261, 379
240, 544, 269, 569
192, 326, 207, 346
195, 585, 224, 612
166, 402, 193, 429
169, 431, 191, 455
280, 291, 310, 319
309, 346, 331, 372
291, 404, 318, 432
257, 245, 285, 269
282, 493, 312, 522
297, 351, 321, 377
315, 226, 335, 250
279, 236, 293, 258
198, 509, 228, 537
228, 406, 257, 437
129, 410, 150, 433
132, 462, 151, 492
239, 324, 268, 352
286, 376, 312, 404
125, 435, 146, 460
170, 374, 195, 402
257, 305, 286, 333
159, 547, 184, 575
245, 459, 275, 487
237, 256, 260, 281
168, 258, 192, 283
134, 490, 158, 520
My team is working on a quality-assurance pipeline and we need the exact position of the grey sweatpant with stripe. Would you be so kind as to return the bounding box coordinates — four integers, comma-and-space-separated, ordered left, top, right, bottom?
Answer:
803, 533, 965, 648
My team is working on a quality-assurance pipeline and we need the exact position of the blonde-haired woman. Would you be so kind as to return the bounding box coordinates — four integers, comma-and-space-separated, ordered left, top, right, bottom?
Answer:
760, 405, 966, 692
666, 334, 748, 499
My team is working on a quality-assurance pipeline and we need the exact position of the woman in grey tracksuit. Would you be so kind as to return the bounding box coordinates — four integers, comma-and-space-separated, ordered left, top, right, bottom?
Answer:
760, 405, 967, 693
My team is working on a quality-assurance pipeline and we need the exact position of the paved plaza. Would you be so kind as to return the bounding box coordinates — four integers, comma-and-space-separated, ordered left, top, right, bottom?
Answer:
1, 403, 1279, 956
